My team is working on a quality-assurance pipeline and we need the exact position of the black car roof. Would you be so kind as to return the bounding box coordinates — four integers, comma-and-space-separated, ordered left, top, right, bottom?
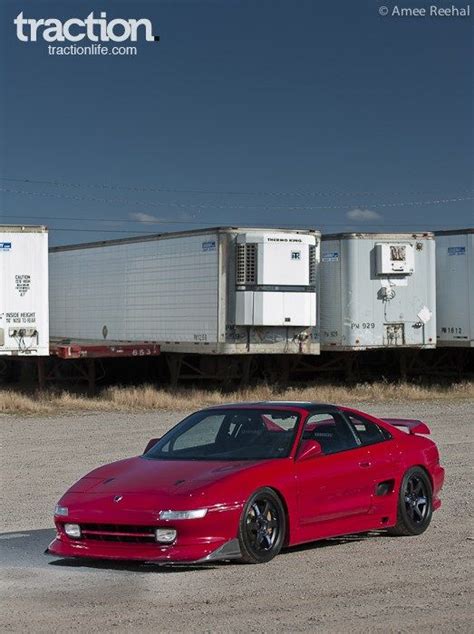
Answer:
202, 401, 341, 413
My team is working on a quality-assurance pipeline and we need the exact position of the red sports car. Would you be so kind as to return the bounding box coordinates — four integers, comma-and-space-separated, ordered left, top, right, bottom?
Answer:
48, 402, 444, 564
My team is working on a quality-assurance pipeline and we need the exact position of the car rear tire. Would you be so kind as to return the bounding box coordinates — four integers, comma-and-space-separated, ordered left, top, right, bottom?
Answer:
388, 467, 433, 536
238, 488, 286, 564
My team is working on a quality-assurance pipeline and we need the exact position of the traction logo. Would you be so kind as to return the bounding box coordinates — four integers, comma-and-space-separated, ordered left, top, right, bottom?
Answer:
14, 11, 159, 43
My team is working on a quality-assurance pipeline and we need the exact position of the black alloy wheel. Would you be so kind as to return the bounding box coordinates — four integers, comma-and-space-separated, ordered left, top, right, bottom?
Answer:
388, 467, 433, 536
238, 487, 286, 564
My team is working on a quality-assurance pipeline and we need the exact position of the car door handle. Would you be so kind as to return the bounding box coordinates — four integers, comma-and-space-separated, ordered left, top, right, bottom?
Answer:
358, 461, 372, 468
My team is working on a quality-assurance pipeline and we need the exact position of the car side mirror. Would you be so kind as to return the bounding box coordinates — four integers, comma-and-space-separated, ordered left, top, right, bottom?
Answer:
144, 437, 160, 454
296, 439, 323, 461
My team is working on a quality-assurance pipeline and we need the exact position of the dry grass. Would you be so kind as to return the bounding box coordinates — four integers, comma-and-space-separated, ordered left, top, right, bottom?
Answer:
0, 381, 473, 416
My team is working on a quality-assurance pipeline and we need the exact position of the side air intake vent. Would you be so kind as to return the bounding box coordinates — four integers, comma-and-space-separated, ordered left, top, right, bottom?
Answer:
236, 244, 257, 285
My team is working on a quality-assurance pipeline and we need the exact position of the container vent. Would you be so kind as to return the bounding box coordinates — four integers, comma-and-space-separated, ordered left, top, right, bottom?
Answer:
236, 244, 257, 285
309, 245, 316, 285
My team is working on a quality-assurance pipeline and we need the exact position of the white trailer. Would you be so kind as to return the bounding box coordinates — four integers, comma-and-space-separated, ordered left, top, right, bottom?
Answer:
435, 229, 473, 347
320, 232, 436, 350
0, 225, 49, 356
49, 227, 320, 355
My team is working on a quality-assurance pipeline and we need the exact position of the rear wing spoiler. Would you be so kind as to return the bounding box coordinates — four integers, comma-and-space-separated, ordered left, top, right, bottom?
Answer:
382, 418, 431, 435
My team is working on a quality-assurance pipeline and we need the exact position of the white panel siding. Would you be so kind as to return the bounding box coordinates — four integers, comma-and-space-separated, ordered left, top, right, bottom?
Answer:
0, 227, 49, 356
320, 235, 436, 349
50, 233, 219, 342
436, 232, 473, 346
319, 239, 341, 344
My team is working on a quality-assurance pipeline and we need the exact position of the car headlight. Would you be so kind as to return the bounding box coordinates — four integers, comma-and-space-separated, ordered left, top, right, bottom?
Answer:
64, 523, 81, 538
55, 505, 68, 516
159, 509, 208, 520
155, 528, 177, 543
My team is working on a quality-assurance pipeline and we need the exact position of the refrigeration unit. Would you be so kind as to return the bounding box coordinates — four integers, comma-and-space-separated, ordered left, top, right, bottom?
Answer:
320, 232, 436, 350
0, 225, 49, 356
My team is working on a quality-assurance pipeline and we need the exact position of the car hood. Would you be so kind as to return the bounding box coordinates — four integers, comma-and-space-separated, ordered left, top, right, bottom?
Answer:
66, 456, 262, 499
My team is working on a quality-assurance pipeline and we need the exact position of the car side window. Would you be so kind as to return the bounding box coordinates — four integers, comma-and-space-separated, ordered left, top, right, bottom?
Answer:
303, 413, 359, 455
346, 414, 391, 446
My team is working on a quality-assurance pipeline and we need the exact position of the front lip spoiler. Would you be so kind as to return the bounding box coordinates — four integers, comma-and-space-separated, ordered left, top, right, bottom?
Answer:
44, 538, 242, 565
194, 538, 241, 563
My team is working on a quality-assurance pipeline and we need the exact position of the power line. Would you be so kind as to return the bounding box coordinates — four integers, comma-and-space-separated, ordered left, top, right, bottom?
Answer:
1, 217, 460, 235
0, 212, 460, 227
2, 176, 472, 198
1, 214, 217, 227
1, 186, 473, 212
47, 224, 460, 233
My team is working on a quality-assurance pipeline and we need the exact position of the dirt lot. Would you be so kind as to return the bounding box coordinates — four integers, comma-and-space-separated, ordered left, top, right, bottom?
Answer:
1, 401, 472, 632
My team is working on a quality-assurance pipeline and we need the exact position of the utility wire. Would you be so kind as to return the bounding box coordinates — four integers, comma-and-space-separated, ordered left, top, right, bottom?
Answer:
3, 176, 473, 198
1, 217, 459, 235
0, 213, 458, 227
34, 226, 447, 235
1, 186, 472, 212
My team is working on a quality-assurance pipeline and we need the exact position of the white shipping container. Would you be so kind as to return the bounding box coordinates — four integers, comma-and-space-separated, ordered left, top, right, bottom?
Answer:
0, 225, 49, 356
49, 227, 320, 354
435, 229, 473, 347
320, 233, 436, 350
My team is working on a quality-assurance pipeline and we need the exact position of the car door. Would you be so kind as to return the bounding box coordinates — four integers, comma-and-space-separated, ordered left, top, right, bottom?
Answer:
295, 412, 375, 532
344, 412, 398, 514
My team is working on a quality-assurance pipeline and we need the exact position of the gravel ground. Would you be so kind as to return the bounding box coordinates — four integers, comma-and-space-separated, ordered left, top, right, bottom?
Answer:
0, 401, 472, 633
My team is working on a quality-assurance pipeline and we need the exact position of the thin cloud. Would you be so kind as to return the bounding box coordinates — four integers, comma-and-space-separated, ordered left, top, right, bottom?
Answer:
346, 208, 382, 222
129, 211, 197, 227
129, 212, 163, 224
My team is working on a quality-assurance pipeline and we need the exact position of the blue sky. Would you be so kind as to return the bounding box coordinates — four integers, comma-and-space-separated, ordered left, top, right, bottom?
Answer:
1, 0, 472, 246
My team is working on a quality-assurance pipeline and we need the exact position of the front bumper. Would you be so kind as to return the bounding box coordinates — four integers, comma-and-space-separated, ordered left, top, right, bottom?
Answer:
46, 534, 241, 563
47, 501, 243, 563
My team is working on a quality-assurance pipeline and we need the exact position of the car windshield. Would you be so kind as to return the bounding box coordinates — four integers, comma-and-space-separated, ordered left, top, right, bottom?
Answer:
145, 409, 300, 461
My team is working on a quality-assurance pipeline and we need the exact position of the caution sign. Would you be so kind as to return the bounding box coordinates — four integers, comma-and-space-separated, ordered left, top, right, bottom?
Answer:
15, 274, 31, 296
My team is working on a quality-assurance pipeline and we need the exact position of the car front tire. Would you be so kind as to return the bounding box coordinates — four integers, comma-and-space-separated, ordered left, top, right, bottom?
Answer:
238, 487, 286, 564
